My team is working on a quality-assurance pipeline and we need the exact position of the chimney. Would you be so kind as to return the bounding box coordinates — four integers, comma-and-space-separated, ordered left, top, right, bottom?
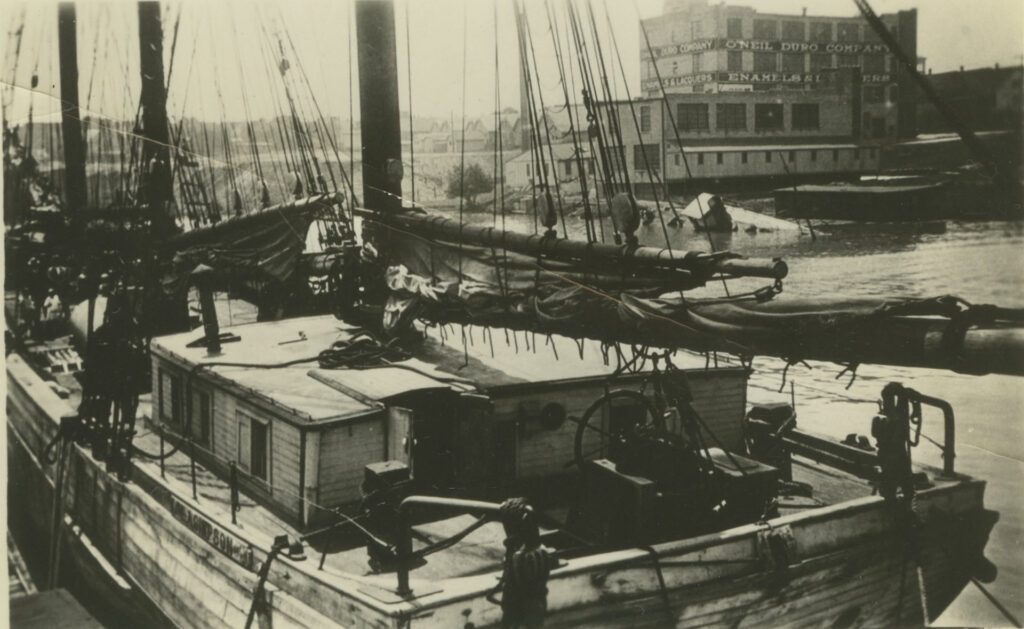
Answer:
191, 264, 221, 355
802, 7, 807, 16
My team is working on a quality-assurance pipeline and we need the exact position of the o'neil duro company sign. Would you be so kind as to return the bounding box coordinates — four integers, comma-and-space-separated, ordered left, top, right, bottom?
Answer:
642, 38, 888, 59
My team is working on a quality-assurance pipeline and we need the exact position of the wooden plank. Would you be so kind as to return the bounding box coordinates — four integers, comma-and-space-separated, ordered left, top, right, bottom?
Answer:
9, 589, 105, 629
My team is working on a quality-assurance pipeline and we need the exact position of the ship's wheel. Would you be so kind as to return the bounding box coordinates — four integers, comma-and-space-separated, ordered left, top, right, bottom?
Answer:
572, 389, 662, 470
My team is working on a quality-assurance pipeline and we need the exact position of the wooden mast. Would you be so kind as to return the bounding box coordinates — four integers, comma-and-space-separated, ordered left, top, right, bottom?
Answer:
57, 3, 87, 211
355, 0, 403, 213
137, 0, 175, 226
138, 0, 188, 333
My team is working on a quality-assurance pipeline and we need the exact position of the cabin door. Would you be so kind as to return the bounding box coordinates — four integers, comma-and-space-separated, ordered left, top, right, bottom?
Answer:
388, 407, 413, 467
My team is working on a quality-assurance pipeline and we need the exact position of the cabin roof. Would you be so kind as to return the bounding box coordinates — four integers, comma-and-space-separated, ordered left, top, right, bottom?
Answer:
151, 314, 736, 418
150, 316, 458, 424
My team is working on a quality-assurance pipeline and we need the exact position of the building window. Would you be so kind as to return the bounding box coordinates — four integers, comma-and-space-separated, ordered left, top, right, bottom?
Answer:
754, 52, 777, 72
782, 53, 804, 73
811, 22, 832, 42
810, 150, 817, 161
863, 54, 885, 74
837, 23, 860, 42
888, 85, 899, 103
588, 159, 595, 174
693, 52, 703, 72
741, 151, 748, 164
833, 149, 840, 161
782, 21, 805, 41
237, 412, 269, 482
633, 143, 661, 170
640, 105, 651, 133
863, 86, 885, 103
727, 50, 743, 72
716, 103, 746, 130
676, 103, 709, 130
788, 150, 796, 162
810, 54, 834, 72
160, 369, 182, 424
870, 147, 877, 159
854, 148, 860, 159
727, 18, 742, 39
674, 153, 681, 166
792, 103, 820, 130
755, 103, 784, 131
526, 163, 531, 176
691, 21, 702, 39
837, 54, 860, 67
563, 161, 572, 176
765, 151, 772, 163
716, 152, 724, 165
193, 390, 212, 445
753, 19, 777, 40
697, 153, 704, 165
864, 26, 882, 44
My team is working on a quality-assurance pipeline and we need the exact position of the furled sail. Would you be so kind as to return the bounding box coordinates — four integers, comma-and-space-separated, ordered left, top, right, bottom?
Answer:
365, 211, 1024, 377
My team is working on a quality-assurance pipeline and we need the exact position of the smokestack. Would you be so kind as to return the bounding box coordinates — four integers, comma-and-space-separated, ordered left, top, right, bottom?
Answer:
191, 264, 221, 355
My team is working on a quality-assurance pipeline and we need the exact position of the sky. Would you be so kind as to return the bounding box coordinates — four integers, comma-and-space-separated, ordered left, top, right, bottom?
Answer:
1, 0, 1022, 125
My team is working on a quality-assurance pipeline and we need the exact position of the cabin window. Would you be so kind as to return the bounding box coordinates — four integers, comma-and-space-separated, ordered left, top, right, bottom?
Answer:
676, 103, 709, 131
697, 153, 705, 166
633, 144, 660, 171
782, 21, 805, 41
810, 22, 832, 42
782, 53, 804, 73
160, 369, 182, 425
720, 103, 745, 130
765, 151, 772, 163
640, 105, 651, 133
727, 18, 742, 39
833, 149, 840, 161
727, 51, 742, 72
753, 19, 777, 40
741, 151, 748, 164
788, 150, 796, 163
237, 412, 270, 482
753, 52, 776, 73
792, 103, 820, 130
192, 390, 212, 446
754, 104, 784, 131
810, 150, 817, 162
837, 23, 860, 42
716, 152, 724, 165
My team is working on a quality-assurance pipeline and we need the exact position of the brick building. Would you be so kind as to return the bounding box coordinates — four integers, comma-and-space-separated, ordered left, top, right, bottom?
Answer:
640, 0, 918, 141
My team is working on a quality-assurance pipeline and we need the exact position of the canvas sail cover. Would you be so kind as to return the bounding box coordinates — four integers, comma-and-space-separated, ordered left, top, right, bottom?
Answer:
162, 194, 338, 295
367, 214, 1024, 377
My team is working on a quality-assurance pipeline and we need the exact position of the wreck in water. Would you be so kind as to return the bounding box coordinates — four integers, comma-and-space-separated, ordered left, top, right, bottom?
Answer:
5, 1, 1022, 627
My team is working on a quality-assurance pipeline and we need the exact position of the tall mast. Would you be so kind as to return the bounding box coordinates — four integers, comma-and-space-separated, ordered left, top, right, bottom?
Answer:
57, 2, 87, 211
137, 1, 175, 224
355, 0, 403, 212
